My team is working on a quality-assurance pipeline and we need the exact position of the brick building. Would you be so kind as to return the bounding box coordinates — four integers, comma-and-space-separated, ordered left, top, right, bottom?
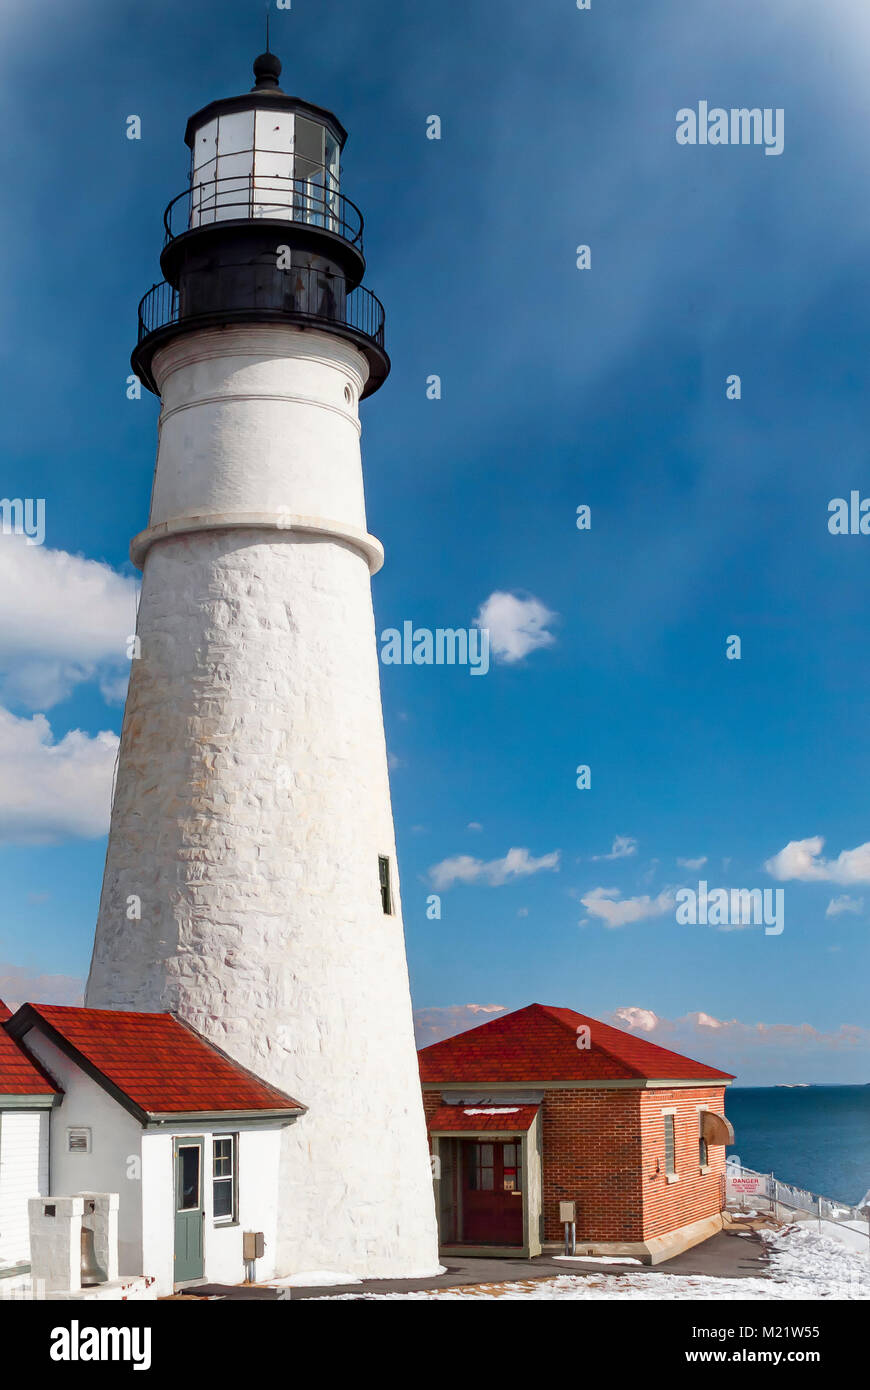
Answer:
418, 1003, 735, 1264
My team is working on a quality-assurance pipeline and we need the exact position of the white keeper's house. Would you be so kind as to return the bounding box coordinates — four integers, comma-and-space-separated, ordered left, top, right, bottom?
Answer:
0, 1000, 303, 1294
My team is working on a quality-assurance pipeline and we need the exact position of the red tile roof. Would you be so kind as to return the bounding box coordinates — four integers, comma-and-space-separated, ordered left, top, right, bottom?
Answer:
0, 1000, 59, 1097
428, 1103, 539, 1133
418, 1003, 735, 1084
9, 1004, 303, 1119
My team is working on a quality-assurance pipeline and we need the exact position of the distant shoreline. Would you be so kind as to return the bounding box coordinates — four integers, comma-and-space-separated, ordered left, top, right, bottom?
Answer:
729, 1082, 866, 1090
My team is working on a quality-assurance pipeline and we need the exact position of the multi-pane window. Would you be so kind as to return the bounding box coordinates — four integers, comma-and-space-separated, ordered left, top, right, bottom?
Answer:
466, 1142, 522, 1194
699, 1113, 709, 1169
213, 1135, 236, 1223
468, 1143, 495, 1191
502, 1142, 522, 1194
378, 855, 393, 915
664, 1115, 676, 1176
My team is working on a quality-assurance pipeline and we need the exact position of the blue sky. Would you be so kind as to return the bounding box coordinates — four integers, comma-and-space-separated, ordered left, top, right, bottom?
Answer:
1, 0, 870, 1083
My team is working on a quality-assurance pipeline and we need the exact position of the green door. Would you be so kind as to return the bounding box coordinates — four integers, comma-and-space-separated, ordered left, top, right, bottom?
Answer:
174, 1138, 204, 1283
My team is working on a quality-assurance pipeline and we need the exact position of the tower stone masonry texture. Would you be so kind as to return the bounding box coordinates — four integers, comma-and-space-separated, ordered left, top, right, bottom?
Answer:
85, 52, 440, 1277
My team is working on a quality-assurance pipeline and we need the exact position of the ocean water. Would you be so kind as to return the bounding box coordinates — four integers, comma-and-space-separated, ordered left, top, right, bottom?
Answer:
726, 1086, 870, 1207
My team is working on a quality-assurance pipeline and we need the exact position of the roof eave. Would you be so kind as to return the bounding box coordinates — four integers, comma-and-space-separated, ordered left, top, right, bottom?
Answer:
420, 1076, 734, 1090
7, 1005, 307, 1126
143, 1106, 304, 1128
0, 1092, 61, 1109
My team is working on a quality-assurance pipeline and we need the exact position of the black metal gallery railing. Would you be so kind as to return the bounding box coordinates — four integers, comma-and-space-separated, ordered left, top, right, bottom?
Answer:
137, 263, 386, 349
163, 172, 364, 249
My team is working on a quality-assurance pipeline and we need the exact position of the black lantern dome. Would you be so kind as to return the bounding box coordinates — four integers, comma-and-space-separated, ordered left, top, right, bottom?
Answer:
252, 51, 283, 90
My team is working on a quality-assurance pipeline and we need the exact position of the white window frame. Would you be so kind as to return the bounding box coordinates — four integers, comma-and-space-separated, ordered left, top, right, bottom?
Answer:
212, 1133, 237, 1225
661, 1108, 678, 1182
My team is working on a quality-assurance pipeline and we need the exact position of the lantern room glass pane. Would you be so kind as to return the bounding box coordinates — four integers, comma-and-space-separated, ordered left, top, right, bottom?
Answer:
294, 115, 324, 173
187, 109, 344, 234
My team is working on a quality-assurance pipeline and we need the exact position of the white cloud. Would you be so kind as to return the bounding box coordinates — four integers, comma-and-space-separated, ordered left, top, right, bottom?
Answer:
612, 1005, 658, 1033
580, 886, 675, 928
592, 835, 637, 861
467, 821, 483, 832
98, 670, 130, 706
609, 1005, 870, 1085
0, 537, 138, 709
677, 855, 708, 870
429, 846, 560, 891
0, 706, 118, 843
0, 962, 83, 1012
826, 894, 864, 918
473, 592, 557, 664
413, 1003, 507, 1048
765, 836, 870, 885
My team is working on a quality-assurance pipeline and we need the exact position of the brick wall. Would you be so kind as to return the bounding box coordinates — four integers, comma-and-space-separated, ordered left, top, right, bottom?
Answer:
540, 1088, 644, 1243
638, 1086, 728, 1239
423, 1084, 729, 1246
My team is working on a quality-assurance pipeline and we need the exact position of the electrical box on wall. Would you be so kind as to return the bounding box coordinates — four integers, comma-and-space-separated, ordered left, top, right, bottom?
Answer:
559, 1201, 576, 1223
243, 1230, 265, 1260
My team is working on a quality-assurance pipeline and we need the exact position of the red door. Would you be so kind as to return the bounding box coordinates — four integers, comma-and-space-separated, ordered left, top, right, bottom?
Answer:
462, 1141, 524, 1245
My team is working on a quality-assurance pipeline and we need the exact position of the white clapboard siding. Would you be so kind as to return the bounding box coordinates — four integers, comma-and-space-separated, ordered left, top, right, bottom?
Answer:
0, 1110, 49, 1265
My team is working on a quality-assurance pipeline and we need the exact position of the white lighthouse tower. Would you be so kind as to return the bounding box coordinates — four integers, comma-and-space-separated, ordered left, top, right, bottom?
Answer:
86, 52, 440, 1278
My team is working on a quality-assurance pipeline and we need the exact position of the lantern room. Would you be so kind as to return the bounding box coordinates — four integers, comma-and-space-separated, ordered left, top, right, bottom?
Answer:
132, 51, 389, 399
179, 52, 348, 241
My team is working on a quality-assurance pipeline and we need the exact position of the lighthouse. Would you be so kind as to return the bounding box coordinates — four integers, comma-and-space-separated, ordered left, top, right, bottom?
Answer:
86, 53, 440, 1278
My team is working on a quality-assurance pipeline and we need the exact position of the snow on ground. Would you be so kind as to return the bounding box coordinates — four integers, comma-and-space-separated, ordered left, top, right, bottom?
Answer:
794, 1216, 870, 1255
763, 1225, 869, 1294
320, 1226, 870, 1300
269, 1270, 362, 1287
553, 1255, 643, 1266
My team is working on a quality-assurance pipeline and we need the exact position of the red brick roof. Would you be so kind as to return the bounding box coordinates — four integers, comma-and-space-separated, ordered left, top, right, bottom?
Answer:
418, 1003, 734, 1084
0, 999, 59, 1097
9, 1003, 303, 1118
428, 1103, 539, 1133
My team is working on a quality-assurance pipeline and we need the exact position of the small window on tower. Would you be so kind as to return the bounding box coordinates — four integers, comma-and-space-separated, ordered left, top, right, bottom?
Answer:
378, 855, 393, 915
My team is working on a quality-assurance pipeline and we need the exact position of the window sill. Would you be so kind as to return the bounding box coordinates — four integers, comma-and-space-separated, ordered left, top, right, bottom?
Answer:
700, 1165, 712, 1175
213, 1219, 240, 1229
666, 1174, 680, 1184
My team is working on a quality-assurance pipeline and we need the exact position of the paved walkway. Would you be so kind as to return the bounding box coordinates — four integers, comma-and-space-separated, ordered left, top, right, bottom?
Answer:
180, 1227, 768, 1300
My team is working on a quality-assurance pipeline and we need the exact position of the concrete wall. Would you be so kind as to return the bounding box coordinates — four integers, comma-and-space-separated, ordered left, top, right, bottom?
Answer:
87, 323, 440, 1279
20, 1029, 144, 1276
0, 1109, 48, 1266
145, 329, 370, 540
523, 1110, 543, 1256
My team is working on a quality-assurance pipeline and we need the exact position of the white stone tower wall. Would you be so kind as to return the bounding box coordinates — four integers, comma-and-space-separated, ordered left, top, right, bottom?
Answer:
86, 325, 439, 1276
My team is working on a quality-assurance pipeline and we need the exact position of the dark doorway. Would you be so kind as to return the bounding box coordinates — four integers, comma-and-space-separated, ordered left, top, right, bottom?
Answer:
461, 1140, 524, 1245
